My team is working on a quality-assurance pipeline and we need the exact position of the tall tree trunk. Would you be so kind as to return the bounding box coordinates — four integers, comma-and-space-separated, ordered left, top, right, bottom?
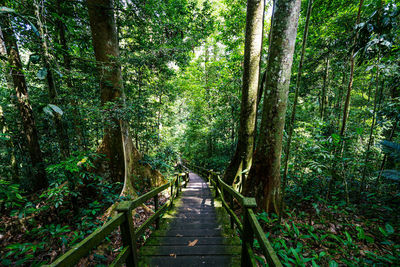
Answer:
335, 69, 346, 130
87, 0, 166, 197
244, 0, 301, 213
0, 105, 19, 182
231, 102, 235, 150
0, 17, 48, 191
35, 1, 70, 158
280, 0, 313, 218
223, 0, 265, 190
340, 0, 364, 137
0, 29, 19, 182
87, 0, 126, 183
254, 70, 267, 147
320, 57, 329, 119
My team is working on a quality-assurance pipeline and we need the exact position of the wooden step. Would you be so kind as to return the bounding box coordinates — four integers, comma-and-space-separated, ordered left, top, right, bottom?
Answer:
138, 172, 241, 267
145, 236, 227, 246
152, 229, 222, 237
139, 255, 240, 267
140, 245, 241, 256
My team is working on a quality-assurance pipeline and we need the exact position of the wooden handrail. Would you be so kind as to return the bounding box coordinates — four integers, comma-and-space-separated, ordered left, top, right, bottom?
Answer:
185, 163, 282, 267
44, 171, 190, 267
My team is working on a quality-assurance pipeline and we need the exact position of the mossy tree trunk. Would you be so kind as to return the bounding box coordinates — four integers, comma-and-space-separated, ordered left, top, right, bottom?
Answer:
320, 57, 329, 119
0, 31, 19, 182
87, 0, 126, 184
223, 0, 265, 189
87, 0, 165, 196
0, 16, 48, 191
244, 0, 301, 213
280, 0, 313, 217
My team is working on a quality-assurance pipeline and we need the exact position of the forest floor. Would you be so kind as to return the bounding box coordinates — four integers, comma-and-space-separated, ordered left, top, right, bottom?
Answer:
1, 177, 399, 266
0, 180, 169, 266
257, 184, 400, 266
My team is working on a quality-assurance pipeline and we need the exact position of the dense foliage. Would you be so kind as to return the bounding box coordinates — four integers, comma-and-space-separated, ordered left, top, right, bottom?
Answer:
0, 0, 399, 265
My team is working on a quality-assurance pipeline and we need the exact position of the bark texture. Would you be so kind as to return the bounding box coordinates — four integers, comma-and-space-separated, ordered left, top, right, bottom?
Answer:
87, 0, 165, 193
280, 0, 313, 217
320, 58, 329, 119
0, 17, 48, 191
87, 0, 125, 183
223, 0, 265, 189
244, 0, 301, 212
0, 30, 19, 182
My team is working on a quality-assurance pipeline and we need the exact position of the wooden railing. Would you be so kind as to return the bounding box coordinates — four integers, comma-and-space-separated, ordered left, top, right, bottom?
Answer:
44, 172, 189, 267
186, 163, 282, 267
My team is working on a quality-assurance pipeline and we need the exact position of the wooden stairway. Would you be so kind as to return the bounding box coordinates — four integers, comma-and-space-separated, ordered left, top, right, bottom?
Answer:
45, 166, 281, 267
139, 172, 241, 266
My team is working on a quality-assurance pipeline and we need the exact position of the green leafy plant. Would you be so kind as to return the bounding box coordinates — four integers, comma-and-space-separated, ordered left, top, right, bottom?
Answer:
0, 180, 25, 210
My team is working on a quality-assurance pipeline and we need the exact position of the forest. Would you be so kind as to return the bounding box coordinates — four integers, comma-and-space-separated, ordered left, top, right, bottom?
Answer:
0, 0, 399, 266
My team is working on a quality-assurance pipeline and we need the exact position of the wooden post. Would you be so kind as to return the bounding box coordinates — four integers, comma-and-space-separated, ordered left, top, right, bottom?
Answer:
154, 194, 159, 229
241, 198, 257, 267
175, 174, 180, 197
230, 195, 234, 229
184, 172, 189, 187
116, 202, 138, 267
171, 182, 174, 204
220, 179, 224, 200
215, 174, 219, 197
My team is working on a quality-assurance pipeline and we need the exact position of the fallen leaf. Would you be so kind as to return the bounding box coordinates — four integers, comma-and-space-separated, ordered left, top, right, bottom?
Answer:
170, 253, 176, 258
176, 234, 183, 237
188, 239, 198, 246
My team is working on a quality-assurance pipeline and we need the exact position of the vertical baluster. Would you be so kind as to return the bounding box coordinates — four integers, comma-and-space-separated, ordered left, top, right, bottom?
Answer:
154, 194, 159, 229
230, 195, 234, 229
220, 176, 224, 201
171, 180, 174, 205
241, 198, 257, 266
214, 173, 219, 197
116, 202, 138, 267
175, 174, 179, 197
184, 172, 189, 188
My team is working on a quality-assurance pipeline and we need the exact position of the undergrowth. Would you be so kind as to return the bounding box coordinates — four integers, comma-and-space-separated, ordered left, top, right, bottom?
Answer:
254, 179, 400, 266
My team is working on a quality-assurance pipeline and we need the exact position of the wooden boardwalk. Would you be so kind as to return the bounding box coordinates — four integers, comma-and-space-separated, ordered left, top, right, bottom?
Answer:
139, 172, 241, 266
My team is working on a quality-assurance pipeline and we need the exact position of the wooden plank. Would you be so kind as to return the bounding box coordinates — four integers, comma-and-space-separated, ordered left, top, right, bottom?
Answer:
109, 246, 130, 267
139, 171, 241, 266
145, 236, 227, 246
119, 182, 171, 211
141, 255, 240, 266
248, 209, 282, 267
140, 245, 241, 256
45, 213, 125, 267
151, 229, 222, 237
